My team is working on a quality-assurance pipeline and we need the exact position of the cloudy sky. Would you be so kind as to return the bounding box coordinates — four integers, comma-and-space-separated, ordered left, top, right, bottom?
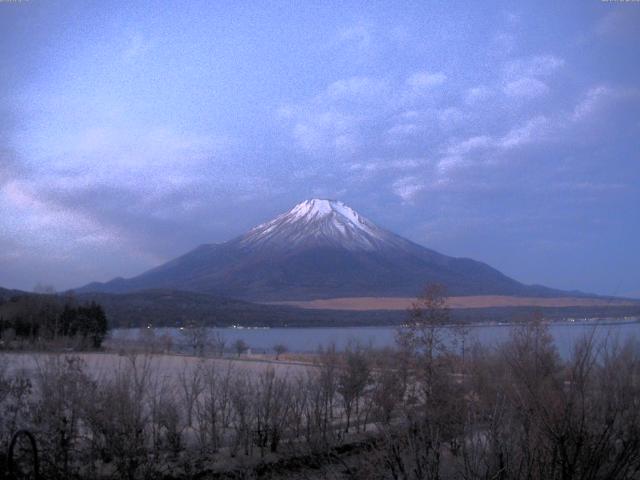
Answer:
1, 0, 639, 296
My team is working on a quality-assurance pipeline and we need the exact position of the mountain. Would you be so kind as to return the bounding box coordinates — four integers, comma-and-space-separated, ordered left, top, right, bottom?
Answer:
0, 286, 25, 302
77, 199, 568, 300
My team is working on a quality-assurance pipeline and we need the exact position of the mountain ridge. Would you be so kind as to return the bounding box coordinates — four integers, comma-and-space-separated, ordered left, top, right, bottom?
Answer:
76, 199, 583, 300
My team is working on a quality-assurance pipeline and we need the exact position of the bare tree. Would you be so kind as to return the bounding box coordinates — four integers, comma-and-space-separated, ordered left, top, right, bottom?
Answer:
252, 367, 292, 456
178, 362, 203, 428
273, 343, 288, 360
288, 373, 309, 441
396, 283, 453, 408
337, 343, 371, 433
234, 339, 249, 357
0, 361, 32, 456
194, 361, 234, 453
82, 354, 154, 480
159, 332, 173, 353
301, 344, 341, 447
4, 313, 640, 479
180, 323, 210, 356
397, 283, 450, 361
138, 326, 157, 353
363, 283, 466, 479
211, 331, 226, 357
371, 359, 405, 425
452, 322, 472, 375
31, 355, 97, 478
229, 371, 254, 457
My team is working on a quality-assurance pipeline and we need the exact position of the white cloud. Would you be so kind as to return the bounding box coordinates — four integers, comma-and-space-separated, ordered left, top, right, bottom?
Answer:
292, 111, 361, 157
122, 33, 151, 62
406, 71, 447, 90
437, 107, 465, 129
29, 124, 231, 176
387, 123, 420, 138
334, 134, 360, 154
324, 76, 389, 102
445, 135, 493, 156
571, 86, 612, 122
570, 85, 640, 122
464, 86, 493, 105
275, 105, 295, 120
426, 80, 638, 192
450, 115, 549, 154
504, 54, 564, 79
497, 116, 548, 149
436, 155, 467, 174
392, 176, 426, 202
1, 179, 124, 248
0, 118, 246, 271
503, 77, 549, 98
499, 54, 562, 101
335, 22, 373, 52
350, 158, 422, 173
281, 75, 398, 157
491, 32, 516, 55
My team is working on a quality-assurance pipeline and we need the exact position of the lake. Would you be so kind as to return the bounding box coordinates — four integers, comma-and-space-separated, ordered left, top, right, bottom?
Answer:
111, 319, 640, 359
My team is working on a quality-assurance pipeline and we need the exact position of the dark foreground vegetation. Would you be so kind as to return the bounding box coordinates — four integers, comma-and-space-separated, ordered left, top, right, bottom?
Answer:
2, 285, 640, 479
0, 293, 108, 350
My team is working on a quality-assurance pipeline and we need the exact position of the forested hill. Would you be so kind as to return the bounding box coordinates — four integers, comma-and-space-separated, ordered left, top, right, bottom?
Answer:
77, 289, 640, 328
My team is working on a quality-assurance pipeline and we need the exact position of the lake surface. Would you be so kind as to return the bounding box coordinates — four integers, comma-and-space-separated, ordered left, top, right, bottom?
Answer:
112, 320, 640, 359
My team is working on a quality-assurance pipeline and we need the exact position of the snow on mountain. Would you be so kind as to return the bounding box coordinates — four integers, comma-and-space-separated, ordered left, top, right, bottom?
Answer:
239, 199, 401, 251
76, 198, 569, 300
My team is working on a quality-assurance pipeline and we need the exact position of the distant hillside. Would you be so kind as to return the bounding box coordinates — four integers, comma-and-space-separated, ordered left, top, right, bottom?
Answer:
3, 285, 638, 328
76, 289, 640, 328
75, 289, 402, 328
0, 287, 24, 302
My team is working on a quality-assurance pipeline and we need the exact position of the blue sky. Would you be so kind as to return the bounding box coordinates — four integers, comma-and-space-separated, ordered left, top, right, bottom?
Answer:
1, 0, 639, 296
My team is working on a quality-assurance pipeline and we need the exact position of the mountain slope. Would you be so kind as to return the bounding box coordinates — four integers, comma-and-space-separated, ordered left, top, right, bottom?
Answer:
73, 289, 640, 328
77, 199, 568, 300
0, 286, 28, 302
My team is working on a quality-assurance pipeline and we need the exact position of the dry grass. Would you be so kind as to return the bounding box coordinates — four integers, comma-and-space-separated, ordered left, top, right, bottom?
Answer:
267, 295, 639, 311
0, 351, 310, 380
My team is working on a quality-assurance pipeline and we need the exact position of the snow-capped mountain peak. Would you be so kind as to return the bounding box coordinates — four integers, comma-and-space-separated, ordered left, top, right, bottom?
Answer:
289, 199, 367, 227
77, 198, 555, 300
239, 199, 398, 251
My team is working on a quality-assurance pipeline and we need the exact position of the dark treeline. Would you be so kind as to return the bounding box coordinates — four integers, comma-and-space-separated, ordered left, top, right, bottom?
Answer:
79, 289, 640, 328
2, 285, 640, 479
2, 287, 639, 329
0, 294, 108, 349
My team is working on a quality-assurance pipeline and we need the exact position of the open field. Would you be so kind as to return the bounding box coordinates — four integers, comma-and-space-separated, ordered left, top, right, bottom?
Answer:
0, 351, 310, 381
269, 295, 640, 311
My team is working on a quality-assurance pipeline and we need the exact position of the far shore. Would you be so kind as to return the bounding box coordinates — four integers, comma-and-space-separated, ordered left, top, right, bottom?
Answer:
109, 316, 640, 330
267, 295, 640, 311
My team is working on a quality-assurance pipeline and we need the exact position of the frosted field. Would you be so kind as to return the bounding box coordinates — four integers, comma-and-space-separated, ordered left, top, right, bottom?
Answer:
0, 351, 311, 384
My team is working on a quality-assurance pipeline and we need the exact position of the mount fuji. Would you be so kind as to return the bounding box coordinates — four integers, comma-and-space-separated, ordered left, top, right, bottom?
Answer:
78, 199, 564, 300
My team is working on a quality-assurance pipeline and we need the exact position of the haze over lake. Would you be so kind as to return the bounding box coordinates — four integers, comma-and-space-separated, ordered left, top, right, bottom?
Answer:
113, 320, 640, 359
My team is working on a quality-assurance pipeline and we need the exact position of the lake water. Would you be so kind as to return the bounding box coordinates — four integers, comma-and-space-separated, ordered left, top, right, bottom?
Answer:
112, 319, 640, 359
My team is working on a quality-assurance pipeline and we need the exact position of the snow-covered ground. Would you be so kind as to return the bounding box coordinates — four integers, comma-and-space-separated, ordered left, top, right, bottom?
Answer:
0, 351, 310, 382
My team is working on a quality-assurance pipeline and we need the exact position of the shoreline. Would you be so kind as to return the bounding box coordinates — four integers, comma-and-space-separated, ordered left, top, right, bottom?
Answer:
111, 316, 640, 330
